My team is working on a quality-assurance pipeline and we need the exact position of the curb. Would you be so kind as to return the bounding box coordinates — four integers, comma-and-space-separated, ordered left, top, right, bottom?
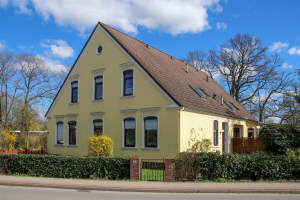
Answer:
0, 182, 299, 194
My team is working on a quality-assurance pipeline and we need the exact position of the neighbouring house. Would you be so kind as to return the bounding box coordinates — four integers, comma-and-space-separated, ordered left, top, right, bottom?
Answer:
45, 22, 259, 158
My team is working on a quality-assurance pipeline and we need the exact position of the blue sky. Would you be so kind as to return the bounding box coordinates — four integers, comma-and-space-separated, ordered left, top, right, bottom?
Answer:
0, 0, 299, 76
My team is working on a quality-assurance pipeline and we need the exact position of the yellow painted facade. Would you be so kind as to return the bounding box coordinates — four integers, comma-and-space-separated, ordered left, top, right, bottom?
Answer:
47, 25, 258, 158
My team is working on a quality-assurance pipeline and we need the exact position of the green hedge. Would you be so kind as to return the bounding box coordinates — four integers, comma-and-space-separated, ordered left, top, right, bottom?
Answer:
176, 152, 300, 181
0, 154, 130, 180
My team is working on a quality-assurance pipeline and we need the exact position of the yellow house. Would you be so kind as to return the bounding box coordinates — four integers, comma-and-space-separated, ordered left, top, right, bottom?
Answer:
45, 22, 259, 158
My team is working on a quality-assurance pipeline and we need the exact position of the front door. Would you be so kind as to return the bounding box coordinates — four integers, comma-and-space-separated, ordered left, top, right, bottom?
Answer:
222, 122, 229, 153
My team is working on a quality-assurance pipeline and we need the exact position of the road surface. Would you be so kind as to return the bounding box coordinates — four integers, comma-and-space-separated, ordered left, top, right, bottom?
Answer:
0, 185, 299, 200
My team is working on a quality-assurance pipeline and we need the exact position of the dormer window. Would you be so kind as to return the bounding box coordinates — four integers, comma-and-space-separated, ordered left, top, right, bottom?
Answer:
71, 81, 78, 103
122, 69, 134, 96
96, 45, 103, 54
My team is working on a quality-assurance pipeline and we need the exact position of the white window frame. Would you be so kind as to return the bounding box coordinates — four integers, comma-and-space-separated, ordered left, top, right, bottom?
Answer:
121, 67, 135, 97
67, 120, 78, 146
93, 74, 104, 101
122, 116, 137, 149
55, 120, 64, 145
92, 118, 104, 136
142, 115, 160, 150
70, 80, 79, 104
96, 45, 104, 55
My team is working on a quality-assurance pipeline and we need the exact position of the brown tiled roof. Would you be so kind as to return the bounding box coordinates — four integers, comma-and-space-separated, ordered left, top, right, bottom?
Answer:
100, 23, 256, 121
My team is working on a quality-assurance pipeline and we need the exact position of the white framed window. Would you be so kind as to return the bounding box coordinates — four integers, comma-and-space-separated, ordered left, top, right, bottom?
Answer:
68, 120, 77, 146
121, 68, 134, 97
93, 118, 104, 136
122, 117, 137, 148
93, 75, 104, 100
96, 45, 104, 54
142, 115, 159, 149
70, 80, 79, 103
55, 121, 64, 145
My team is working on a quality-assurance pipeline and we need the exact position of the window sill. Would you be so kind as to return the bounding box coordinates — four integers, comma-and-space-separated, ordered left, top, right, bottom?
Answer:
122, 147, 138, 150
67, 145, 78, 148
92, 99, 104, 102
55, 144, 64, 147
120, 95, 135, 99
142, 147, 160, 151
69, 102, 79, 105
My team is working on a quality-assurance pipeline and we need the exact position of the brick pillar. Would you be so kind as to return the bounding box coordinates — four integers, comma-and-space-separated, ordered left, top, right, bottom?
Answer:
130, 158, 141, 181
164, 158, 176, 182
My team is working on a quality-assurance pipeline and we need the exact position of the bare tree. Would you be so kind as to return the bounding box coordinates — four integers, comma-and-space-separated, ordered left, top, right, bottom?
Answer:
0, 52, 19, 128
17, 54, 61, 131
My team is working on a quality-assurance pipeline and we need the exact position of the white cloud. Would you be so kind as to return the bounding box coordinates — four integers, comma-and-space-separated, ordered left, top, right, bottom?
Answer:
41, 40, 74, 59
288, 47, 300, 56
0, 41, 4, 51
37, 55, 69, 74
282, 62, 293, 69
1, 0, 222, 35
269, 42, 288, 53
0, 0, 8, 7
216, 22, 227, 30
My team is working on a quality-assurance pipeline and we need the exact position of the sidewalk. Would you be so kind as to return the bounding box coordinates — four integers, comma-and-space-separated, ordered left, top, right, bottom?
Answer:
0, 175, 299, 194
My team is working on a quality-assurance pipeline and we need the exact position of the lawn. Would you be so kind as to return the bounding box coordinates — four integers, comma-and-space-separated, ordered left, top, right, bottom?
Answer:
141, 168, 164, 181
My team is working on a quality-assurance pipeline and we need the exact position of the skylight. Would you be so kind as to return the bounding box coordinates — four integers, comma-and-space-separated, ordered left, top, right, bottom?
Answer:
199, 88, 210, 97
230, 102, 240, 110
224, 100, 233, 110
189, 85, 206, 98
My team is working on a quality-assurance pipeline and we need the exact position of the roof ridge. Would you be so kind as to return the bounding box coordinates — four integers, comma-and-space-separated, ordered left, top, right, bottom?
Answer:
99, 22, 187, 65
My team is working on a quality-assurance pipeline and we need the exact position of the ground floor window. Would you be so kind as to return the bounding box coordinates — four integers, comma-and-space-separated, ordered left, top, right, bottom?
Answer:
123, 117, 136, 147
68, 121, 77, 145
93, 119, 103, 136
144, 116, 158, 148
56, 121, 64, 145
213, 120, 219, 146
234, 127, 241, 138
248, 128, 254, 138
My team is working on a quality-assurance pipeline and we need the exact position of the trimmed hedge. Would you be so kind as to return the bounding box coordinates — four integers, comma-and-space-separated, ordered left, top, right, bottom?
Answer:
176, 152, 300, 181
0, 154, 129, 180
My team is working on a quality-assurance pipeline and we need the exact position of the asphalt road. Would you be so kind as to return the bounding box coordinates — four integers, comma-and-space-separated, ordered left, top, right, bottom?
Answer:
0, 185, 300, 200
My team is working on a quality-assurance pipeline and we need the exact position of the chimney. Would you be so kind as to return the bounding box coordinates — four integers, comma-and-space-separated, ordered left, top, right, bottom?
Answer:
185, 64, 189, 73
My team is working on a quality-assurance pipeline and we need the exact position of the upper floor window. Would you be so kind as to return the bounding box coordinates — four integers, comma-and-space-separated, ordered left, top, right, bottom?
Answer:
97, 45, 103, 54
122, 69, 133, 96
123, 117, 136, 148
213, 120, 219, 146
56, 121, 64, 145
93, 119, 103, 136
71, 81, 78, 103
248, 128, 254, 138
68, 121, 77, 145
94, 75, 103, 100
144, 116, 158, 148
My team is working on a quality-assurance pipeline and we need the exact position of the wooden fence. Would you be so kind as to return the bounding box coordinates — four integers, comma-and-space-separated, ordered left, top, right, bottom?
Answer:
232, 138, 264, 154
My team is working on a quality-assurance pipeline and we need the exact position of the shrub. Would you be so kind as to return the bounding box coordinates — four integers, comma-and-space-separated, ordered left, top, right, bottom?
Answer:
187, 139, 212, 153
259, 124, 300, 154
175, 152, 300, 181
0, 129, 17, 152
88, 136, 113, 157
0, 154, 130, 180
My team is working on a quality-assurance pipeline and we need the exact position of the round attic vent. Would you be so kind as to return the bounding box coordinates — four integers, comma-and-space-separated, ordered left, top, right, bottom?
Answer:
96, 45, 103, 54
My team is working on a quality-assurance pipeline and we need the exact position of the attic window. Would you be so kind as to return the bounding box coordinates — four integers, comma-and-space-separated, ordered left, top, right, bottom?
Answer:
189, 85, 206, 98
199, 88, 210, 97
224, 100, 233, 110
96, 45, 103, 54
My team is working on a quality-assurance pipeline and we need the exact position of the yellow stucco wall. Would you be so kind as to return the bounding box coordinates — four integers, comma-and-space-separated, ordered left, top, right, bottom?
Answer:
179, 108, 258, 153
47, 25, 180, 158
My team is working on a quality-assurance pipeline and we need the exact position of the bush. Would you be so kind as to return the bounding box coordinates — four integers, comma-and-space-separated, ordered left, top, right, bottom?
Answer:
0, 129, 17, 152
175, 152, 300, 181
0, 154, 130, 179
187, 139, 212, 153
259, 124, 300, 154
88, 136, 113, 157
